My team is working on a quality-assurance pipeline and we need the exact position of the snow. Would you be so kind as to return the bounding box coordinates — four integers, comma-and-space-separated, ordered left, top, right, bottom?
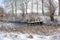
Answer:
0, 32, 50, 40
0, 17, 60, 40
0, 31, 59, 40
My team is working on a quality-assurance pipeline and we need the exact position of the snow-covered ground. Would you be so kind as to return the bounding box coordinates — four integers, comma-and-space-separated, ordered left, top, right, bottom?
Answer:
0, 16, 60, 40
0, 22, 59, 40
0, 31, 60, 40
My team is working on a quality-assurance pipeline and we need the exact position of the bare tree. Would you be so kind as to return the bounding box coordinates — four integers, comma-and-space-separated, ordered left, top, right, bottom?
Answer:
11, 2, 14, 14
21, 0, 25, 17
3, 0, 11, 13
0, 7, 4, 17
14, 0, 17, 17
59, 0, 60, 15
42, 0, 44, 15
44, 0, 57, 21
25, 0, 30, 14
37, 0, 38, 14
31, 0, 33, 13
22, 0, 25, 14
26, 0, 27, 14
11, 0, 14, 16
49, 0, 56, 21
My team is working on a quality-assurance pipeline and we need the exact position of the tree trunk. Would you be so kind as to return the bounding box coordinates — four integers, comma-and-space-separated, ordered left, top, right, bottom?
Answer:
15, 0, 17, 17
50, 13, 54, 21
42, 0, 44, 15
11, 2, 14, 16
31, 0, 33, 14
22, 0, 25, 17
59, 0, 60, 15
49, 0, 54, 21
37, 0, 38, 14
26, 0, 27, 14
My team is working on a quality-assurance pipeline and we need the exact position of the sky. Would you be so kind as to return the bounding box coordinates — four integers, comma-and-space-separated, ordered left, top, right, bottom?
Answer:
0, 0, 3, 6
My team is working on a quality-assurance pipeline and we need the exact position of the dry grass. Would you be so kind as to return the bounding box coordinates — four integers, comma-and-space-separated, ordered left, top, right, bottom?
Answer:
16, 25, 60, 35
0, 25, 60, 36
